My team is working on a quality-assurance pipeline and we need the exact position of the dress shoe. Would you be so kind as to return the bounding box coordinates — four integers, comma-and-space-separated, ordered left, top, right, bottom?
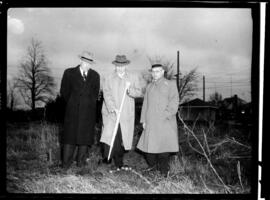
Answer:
99, 158, 112, 165
121, 165, 132, 171
109, 165, 121, 173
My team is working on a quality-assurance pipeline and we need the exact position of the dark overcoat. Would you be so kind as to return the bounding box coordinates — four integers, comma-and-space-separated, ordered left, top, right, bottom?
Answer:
60, 65, 100, 145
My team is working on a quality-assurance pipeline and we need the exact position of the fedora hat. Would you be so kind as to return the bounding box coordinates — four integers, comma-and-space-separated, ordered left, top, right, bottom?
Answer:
112, 55, 130, 66
78, 51, 95, 64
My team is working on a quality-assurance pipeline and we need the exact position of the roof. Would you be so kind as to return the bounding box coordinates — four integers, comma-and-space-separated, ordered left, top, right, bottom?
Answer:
223, 95, 247, 105
180, 98, 217, 109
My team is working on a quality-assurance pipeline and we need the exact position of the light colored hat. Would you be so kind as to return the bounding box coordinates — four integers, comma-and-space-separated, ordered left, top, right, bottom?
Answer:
78, 51, 95, 64
112, 55, 130, 66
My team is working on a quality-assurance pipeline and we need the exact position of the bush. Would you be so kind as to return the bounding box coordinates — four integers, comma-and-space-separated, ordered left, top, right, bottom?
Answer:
45, 95, 65, 123
177, 117, 252, 191
6, 119, 252, 193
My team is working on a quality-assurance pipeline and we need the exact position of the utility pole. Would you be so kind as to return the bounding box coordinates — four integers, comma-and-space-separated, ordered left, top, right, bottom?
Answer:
230, 75, 232, 97
203, 75, 205, 101
177, 51, 180, 94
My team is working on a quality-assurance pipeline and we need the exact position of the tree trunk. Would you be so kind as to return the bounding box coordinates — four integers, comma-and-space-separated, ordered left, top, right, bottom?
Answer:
31, 89, 35, 111
10, 97, 14, 111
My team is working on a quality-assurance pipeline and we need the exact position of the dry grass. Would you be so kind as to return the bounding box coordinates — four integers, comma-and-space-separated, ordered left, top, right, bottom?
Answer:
6, 121, 252, 194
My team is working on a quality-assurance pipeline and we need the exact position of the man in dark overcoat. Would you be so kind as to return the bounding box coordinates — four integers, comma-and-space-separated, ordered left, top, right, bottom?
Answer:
60, 51, 100, 169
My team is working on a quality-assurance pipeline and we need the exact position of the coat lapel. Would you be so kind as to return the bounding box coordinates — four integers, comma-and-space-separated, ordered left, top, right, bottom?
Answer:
75, 65, 84, 81
75, 66, 96, 91
76, 65, 90, 84
85, 68, 91, 82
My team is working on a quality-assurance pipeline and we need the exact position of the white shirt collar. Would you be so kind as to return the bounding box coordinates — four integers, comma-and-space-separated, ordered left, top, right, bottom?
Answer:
80, 67, 88, 76
115, 70, 128, 79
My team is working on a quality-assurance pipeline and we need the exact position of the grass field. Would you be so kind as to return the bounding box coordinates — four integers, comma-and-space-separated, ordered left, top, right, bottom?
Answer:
6, 120, 252, 194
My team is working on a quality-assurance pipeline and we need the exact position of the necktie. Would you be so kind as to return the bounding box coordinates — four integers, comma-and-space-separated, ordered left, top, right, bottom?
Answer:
83, 71, 87, 81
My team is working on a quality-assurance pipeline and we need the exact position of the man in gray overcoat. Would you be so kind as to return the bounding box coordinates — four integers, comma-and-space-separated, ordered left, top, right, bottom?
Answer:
100, 55, 142, 171
137, 63, 179, 176
60, 51, 100, 169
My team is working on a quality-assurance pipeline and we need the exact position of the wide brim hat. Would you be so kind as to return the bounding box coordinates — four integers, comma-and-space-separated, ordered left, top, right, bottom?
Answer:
78, 51, 95, 64
112, 55, 130, 66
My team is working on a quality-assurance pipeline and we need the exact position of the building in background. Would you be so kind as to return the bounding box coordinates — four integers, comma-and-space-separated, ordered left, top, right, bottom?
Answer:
179, 98, 217, 124
220, 94, 251, 124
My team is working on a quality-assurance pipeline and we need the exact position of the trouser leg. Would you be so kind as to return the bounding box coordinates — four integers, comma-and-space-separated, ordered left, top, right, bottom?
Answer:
158, 153, 170, 175
145, 153, 158, 168
113, 125, 125, 167
100, 142, 105, 158
103, 144, 110, 160
103, 125, 124, 168
62, 144, 76, 169
101, 143, 112, 163
76, 145, 88, 167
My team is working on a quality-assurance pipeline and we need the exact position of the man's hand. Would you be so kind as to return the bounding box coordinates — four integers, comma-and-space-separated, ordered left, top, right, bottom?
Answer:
126, 81, 131, 94
109, 108, 119, 115
126, 81, 131, 88
142, 123, 146, 129
113, 108, 120, 116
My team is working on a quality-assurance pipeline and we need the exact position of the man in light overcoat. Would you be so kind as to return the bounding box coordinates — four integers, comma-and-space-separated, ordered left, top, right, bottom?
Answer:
60, 51, 100, 169
100, 55, 142, 171
137, 63, 179, 176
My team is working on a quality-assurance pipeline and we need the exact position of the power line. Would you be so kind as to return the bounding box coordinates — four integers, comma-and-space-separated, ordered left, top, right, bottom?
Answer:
197, 85, 250, 90
203, 83, 251, 86
205, 81, 250, 83
198, 83, 250, 88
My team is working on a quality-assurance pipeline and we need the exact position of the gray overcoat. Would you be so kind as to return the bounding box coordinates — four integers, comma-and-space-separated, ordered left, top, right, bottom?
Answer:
137, 77, 179, 153
100, 71, 142, 150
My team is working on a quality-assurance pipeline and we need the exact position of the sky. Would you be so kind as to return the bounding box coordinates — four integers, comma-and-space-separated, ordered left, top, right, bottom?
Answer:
7, 8, 252, 103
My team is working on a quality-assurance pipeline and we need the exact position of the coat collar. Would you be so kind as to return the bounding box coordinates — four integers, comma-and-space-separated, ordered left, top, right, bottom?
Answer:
152, 76, 165, 85
76, 65, 91, 81
79, 66, 88, 76
113, 70, 129, 80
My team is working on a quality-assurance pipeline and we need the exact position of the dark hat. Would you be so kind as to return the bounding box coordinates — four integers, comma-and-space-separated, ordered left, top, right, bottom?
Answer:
112, 55, 130, 66
151, 63, 163, 69
148, 63, 164, 72
78, 51, 95, 64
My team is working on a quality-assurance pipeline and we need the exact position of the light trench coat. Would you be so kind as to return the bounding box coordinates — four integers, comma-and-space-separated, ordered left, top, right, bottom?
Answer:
100, 71, 142, 150
137, 77, 179, 153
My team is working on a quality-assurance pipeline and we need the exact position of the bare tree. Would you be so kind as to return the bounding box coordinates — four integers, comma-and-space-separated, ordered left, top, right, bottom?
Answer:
15, 38, 56, 111
143, 56, 199, 103
7, 78, 19, 110
178, 69, 199, 103
209, 92, 223, 106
